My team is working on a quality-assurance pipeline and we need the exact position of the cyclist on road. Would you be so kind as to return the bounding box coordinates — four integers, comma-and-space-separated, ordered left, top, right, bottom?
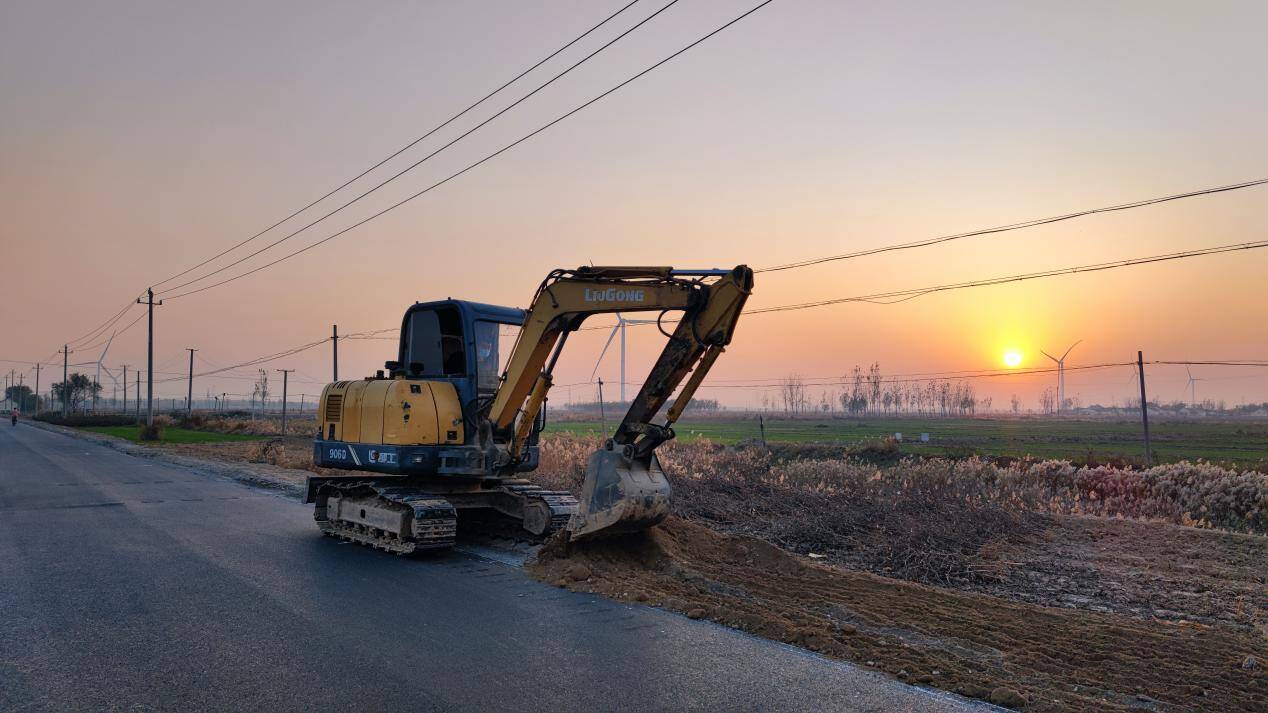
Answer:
10, 407, 17, 427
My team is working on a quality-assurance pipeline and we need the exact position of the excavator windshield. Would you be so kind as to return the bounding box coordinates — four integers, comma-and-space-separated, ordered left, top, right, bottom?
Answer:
475, 321, 519, 393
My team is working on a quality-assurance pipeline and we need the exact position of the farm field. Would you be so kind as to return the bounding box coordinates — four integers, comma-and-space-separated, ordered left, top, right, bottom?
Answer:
546, 416, 1268, 467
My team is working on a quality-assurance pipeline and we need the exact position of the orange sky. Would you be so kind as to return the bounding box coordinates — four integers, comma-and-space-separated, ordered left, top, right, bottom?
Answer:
2, 1, 1266, 410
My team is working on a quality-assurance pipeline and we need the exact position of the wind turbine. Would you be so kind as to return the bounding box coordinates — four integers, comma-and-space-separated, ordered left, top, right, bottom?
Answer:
1040, 340, 1082, 414
589, 313, 657, 403
1184, 366, 1205, 408
93, 332, 117, 413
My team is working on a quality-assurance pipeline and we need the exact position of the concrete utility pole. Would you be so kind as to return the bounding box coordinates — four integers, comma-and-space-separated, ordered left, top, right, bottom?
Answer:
597, 377, 606, 431
185, 348, 198, 416
277, 369, 293, 436
137, 288, 163, 427
61, 344, 69, 417
331, 324, 339, 381
135, 371, 141, 416
121, 365, 129, 414
1137, 351, 1152, 466
33, 363, 40, 415
221, 393, 227, 414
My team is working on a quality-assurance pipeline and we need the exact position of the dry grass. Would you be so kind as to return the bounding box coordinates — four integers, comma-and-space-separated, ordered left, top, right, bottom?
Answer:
537, 435, 1267, 537
179, 413, 318, 438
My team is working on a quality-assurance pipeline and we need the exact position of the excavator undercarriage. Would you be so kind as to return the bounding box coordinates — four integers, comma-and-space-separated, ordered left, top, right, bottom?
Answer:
307, 265, 752, 553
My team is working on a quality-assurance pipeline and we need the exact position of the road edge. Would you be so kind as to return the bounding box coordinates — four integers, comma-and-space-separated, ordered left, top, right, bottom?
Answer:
20, 420, 305, 498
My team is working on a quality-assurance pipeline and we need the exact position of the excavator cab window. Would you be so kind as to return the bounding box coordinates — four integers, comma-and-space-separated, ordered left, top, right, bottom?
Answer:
474, 321, 503, 393
405, 307, 466, 378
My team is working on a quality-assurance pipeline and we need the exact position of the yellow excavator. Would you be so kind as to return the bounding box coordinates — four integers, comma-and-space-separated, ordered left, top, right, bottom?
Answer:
306, 265, 753, 552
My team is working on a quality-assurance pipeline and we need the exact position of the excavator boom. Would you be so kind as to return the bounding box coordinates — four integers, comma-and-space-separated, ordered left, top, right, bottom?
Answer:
484, 265, 754, 539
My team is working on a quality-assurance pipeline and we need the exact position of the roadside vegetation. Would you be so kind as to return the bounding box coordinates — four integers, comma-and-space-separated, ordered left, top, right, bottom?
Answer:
80, 424, 266, 444
531, 435, 1267, 711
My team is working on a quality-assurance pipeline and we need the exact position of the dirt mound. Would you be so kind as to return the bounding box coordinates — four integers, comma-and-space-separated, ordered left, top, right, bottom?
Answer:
530, 517, 1266, 711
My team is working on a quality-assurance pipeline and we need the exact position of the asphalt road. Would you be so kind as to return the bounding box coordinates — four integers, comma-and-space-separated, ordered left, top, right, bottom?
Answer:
0, 423, 986, 712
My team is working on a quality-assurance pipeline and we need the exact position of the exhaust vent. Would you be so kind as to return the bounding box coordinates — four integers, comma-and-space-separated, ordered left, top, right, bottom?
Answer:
325, 394, 344, 422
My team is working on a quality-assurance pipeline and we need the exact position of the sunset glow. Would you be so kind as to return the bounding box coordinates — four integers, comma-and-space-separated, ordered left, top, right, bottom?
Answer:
1, 2, 1265, 411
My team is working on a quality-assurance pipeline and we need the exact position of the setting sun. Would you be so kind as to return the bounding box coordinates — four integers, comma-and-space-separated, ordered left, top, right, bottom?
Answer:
1003, 350, 1023, 368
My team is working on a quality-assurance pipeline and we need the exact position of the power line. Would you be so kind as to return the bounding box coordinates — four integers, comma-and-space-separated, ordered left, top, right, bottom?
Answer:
46, 1, 645, 371
758, 177, 1268, 273
149, 1, 642, 292
64, 298, 143, 350
154, 338, 330, 384
749, 238, 1268, 314
74, 311, 147, 354
157, 0, 684, 297
162, 0, 777, 301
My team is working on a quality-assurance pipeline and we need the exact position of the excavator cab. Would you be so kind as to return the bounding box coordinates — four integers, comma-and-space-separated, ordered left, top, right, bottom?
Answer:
391, 300, 524, 398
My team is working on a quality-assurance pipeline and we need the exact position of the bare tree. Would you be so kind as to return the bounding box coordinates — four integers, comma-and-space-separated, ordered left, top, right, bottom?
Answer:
1039, 387, 1056, 415
254, 369, 270, 415
1010, 394, 1021, 414
867, 362, 882, 415
780, 375, 807, 415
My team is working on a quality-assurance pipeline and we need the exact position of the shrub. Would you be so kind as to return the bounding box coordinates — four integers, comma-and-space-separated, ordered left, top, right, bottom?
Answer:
139, 423, 162, 441
246, 438, 318, 471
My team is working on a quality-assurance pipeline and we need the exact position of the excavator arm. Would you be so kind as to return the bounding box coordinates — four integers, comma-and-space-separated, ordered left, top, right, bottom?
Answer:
483, 265, 753, 539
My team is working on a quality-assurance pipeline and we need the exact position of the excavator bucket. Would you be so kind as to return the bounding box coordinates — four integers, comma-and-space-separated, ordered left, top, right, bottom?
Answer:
567, 447, 671, 540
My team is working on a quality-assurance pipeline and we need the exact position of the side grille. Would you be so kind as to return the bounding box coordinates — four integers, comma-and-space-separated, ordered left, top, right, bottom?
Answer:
325, 394, 343, 422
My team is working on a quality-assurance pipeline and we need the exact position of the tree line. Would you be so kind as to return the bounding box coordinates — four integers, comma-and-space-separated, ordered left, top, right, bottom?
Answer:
776, 364, 995, 417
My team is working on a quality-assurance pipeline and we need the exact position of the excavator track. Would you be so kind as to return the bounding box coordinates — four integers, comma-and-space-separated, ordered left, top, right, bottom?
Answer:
315, 482, 457, 554
496, 479, 577, 536
313, 479, 577, 554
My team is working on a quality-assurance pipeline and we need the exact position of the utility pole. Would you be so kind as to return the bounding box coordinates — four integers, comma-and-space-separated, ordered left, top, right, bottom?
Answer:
1137, 350, 1152, 466
135, 371, 141, 416
137, 288, 163, 427
222, 393, 227, 413
61, 344, 69, 417
331, 324, 339, 381
121, 365, 129, 414
597, 377, 606, 431
33, 363, 41, 415
185, 348, 198, 416
277, 369, 293, 436
299, 393, 305, 414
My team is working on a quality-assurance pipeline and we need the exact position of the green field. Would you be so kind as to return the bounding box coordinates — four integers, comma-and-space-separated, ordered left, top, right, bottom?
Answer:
80, 425, 267, 444
545, 417, 1268, 467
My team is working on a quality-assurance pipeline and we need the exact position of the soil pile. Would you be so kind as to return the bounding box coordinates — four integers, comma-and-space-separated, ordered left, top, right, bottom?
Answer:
530, 517, 1266, 712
